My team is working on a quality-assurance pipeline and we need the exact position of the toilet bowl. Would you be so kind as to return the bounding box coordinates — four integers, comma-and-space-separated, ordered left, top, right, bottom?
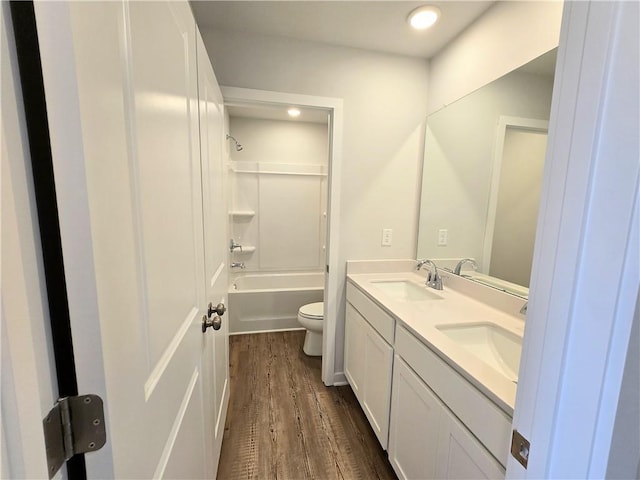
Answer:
297, 302, 324, 356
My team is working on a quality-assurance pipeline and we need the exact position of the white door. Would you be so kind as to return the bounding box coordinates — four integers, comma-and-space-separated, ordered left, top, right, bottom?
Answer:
196, 30, 230, 473
362, 323, 393, 450
33, 1, 227, 477
388, 357, 441, 480
344, 304, 365, 396
1, 3, 58, 477
436, 409, 504, 480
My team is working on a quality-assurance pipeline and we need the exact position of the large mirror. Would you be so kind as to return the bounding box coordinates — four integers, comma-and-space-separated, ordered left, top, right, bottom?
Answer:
417, 49, 557, 298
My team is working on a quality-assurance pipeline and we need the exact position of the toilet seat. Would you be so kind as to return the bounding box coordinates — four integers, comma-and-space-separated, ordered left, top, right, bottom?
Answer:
298, 302, 323, 320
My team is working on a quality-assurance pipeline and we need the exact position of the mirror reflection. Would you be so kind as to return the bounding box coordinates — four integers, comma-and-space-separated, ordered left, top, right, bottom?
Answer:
417, 49, 557, 298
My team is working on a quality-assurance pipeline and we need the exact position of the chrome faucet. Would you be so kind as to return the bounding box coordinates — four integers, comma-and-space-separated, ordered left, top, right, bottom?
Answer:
229, 239, 243, 252
230, 262, 245, 269
417, 259, 443, 290
454, 258, 479, 275
416, 259, 429, 271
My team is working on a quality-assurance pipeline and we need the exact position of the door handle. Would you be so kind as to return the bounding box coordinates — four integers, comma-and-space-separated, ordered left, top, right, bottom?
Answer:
202, 315, 222, 333
208, 302, 226, 318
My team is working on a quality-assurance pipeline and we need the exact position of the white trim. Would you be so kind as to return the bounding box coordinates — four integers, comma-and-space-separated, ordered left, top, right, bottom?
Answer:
229, 327, 305, 336
482, 116, 549, 273
210, 262, 225, 288
332, 372, 348, 386
220, 86, 344, 386
152, 368, 200, 479
508, 2, 639, 477
144, 307, 199, 401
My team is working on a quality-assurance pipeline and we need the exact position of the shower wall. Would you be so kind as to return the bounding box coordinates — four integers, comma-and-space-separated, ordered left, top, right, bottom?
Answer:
228, 116, 328, 272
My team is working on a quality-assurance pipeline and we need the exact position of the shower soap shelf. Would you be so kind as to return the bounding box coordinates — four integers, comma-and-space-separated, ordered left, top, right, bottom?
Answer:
229, 210, 255, 218
232, 246, 256, 254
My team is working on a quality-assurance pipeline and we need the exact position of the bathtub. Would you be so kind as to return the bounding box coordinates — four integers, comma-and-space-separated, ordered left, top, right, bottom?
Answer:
228, 272, 324, 334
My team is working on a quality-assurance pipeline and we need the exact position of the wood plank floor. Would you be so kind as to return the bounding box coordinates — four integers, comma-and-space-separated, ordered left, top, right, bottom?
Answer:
216, 331, 398, 480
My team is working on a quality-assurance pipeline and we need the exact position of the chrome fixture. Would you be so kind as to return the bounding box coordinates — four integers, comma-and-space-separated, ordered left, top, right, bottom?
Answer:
417, 259, 443, 290
454, 258, 479, 275
416, 259, 430, 270
520, 302, 528, 315
226, 134, 243, 152
230, 262, 245, 269
229, 239, 243, 252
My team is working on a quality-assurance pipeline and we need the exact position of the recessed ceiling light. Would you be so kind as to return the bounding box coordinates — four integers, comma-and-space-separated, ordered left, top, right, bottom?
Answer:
408, 6, 440, 30
287, 108, 301, 118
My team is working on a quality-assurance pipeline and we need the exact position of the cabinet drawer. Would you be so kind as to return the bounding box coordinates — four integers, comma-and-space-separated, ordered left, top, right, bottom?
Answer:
395, 325, 512, 467
346, 282, 394, 344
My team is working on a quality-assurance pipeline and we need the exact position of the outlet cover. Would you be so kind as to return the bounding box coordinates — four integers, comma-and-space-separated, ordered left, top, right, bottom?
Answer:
438, 229, 448, 246
382, 228, 393, 246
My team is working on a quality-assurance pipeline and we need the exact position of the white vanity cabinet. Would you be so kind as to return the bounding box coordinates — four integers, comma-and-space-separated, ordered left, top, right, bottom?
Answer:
390, 325, 507, 480
345, 284, 394, 449
388, 356, 442, 479
436, 407, 506, 480
344, 275, 512, 480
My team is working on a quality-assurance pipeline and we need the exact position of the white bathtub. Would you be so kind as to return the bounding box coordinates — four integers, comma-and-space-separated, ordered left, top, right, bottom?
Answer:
228, 272, 324, 334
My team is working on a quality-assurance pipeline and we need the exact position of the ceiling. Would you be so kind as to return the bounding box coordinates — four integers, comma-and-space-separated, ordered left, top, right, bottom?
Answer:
190, 1, 495, 59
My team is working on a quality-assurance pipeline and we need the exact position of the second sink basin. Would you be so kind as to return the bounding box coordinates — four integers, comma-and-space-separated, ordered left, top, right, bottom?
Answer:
371, 280, 443, 302
436, 322, 522, 382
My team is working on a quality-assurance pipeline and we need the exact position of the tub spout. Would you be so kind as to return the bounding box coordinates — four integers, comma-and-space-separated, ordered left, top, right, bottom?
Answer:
231, 262, 245, 269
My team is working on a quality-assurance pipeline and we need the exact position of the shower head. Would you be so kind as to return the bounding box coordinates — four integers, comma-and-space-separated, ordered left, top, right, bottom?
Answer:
226, 134, 243, 152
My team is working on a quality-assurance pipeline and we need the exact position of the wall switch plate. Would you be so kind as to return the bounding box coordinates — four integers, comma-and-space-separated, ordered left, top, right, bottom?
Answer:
382, 228, 393, 246
438, 229, 448, 246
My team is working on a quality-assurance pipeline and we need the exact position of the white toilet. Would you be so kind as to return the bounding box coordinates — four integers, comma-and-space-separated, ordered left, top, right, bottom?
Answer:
297, 302, 324, 356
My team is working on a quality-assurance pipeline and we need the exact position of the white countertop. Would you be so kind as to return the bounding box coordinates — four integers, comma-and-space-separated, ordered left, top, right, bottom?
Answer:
346, 269, 525, 415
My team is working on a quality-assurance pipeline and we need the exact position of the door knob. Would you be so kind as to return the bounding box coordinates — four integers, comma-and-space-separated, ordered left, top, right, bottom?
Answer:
202, 315, 222, 333
208, 302, 226, 318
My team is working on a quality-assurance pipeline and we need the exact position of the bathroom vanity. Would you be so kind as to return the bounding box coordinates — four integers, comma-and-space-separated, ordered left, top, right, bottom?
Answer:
344, 261, 526, 480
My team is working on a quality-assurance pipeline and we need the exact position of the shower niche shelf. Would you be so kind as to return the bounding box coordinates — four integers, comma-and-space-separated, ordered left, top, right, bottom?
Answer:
229, 210, 255, 219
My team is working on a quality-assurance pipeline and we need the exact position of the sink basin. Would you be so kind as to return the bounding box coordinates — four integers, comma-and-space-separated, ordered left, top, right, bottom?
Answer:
436, 323, 522, 381
371, 280, 443, 301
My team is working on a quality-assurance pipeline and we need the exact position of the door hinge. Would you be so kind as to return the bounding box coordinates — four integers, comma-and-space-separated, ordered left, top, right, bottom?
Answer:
511, 429, 530, 469
43, 394, 107, 479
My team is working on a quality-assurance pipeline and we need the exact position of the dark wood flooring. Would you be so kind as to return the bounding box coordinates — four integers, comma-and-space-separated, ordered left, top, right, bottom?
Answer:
216, 331, 398, 480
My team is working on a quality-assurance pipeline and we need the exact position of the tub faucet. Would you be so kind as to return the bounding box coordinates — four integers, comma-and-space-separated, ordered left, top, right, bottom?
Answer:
231, 262, 245, 269
417, 259, 443, 290
229, 239, 243, 252
454, 258, 479, 275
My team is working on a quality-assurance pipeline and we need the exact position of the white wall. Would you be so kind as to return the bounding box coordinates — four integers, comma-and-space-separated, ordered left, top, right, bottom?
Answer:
202, 29, 430, 373
228, 117, 328, 271
229, 116, 328, 165
427, 1, 563, 115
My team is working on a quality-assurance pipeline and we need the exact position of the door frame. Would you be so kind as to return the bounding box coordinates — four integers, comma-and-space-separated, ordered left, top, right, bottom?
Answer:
482, 116, 548, 274
220, 86, 344, 386
509, 1, 639, 477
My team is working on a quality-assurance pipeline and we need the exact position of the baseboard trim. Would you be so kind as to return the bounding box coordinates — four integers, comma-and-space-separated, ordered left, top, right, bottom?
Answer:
229, 327, 306, 336
332, 371, 348, 386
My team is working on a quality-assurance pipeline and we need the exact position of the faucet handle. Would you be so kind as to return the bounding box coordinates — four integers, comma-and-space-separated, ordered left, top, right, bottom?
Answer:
229, 239, 243, 252
520, 302, 528, 315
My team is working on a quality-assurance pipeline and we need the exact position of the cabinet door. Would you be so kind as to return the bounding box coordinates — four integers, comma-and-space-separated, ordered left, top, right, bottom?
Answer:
362, 320, 394, 449
388, 356, 442, 480
345, 303, 365, 397
437, 408, 505, 480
